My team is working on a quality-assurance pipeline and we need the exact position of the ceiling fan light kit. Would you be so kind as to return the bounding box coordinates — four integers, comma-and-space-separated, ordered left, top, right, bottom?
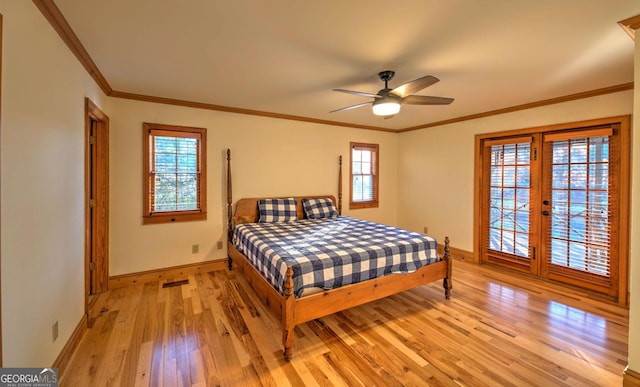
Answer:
331, 70, 454, 118
372, 97, 401, 116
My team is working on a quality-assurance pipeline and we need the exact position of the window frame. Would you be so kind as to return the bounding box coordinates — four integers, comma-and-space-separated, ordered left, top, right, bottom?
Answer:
349, 142, 379, 209
142, 122, 207, 224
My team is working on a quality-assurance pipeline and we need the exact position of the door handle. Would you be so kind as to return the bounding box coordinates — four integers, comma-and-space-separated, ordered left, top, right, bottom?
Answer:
543, 200, 550, 205
542, 210, 550, 216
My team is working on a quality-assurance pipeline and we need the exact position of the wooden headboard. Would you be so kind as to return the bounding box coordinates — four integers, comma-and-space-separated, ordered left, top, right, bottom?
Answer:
233, 195, 337, 224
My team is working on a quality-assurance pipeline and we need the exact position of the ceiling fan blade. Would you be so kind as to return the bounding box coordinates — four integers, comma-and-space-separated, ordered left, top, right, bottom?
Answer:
391, 75, 439, 98
332, 89, 381, 98
330, 101, 372, 113
403, 95, 454, 105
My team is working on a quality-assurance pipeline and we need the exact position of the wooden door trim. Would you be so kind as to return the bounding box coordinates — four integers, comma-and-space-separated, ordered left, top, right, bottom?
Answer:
474, 115, 631, 305
84, 98, 109, 320
0, 11, 4, 367
617, 116, 631, 305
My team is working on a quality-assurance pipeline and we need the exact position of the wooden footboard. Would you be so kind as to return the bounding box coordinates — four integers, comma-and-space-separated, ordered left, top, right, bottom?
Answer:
293, 256, 449, 325
229, 237, 451, 360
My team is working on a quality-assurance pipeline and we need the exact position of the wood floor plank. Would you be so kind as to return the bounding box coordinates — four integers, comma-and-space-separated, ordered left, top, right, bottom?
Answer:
133, 341, 153, 387
147, 300, 165, 387
307, 319, 400, 386
236, 301, 292, 386
300, 358, 334, 387
188, 349, 206, 385
199, 344, 222, 387
62, 259, 628, 386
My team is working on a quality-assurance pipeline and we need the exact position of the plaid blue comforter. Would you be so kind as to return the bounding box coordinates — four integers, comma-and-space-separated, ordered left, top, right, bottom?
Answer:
232, 216, 440, 297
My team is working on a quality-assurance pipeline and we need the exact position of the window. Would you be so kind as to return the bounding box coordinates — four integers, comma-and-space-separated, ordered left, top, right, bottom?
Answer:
143, 123, 206, 224
350, 142, 379, 209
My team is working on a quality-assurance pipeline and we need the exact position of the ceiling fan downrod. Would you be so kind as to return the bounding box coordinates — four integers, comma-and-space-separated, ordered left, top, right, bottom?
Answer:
378, 70, 395, 89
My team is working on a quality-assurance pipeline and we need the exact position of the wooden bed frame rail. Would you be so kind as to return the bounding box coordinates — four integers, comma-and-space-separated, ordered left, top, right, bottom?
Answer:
225, 149, 452, 360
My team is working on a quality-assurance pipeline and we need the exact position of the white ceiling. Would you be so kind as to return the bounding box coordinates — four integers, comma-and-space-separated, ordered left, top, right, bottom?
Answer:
54, 0, 639, 130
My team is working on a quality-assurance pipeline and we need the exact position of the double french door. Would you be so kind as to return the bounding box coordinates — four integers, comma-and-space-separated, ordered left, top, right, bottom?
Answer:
478, 118, 629, 301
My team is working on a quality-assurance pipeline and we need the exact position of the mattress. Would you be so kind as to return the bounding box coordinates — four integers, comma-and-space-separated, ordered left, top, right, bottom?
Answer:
233, 216, 440, 297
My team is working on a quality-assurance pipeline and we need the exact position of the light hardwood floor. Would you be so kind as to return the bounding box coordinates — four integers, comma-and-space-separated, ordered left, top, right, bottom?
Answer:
62, 259, 629, 386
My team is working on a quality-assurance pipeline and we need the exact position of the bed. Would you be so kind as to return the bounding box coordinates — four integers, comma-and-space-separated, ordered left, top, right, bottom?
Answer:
225, 149, 452, 360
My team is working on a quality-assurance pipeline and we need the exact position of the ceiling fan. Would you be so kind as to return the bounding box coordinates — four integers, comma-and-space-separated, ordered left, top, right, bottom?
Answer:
330, 70, 454, 118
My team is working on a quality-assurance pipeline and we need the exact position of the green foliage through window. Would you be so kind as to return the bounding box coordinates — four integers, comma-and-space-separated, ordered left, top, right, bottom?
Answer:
153, 136, 199, 212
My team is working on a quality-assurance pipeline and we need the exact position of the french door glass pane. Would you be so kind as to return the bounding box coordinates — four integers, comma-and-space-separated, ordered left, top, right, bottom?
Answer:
488, 143, 531, 258
549, 137, 610, 277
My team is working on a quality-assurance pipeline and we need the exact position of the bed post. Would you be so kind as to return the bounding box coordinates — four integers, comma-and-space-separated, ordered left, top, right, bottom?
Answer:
443, 236, 452, 299
227, 149, 233, 270
338, 155, 343, 215
282, 266, 295, 361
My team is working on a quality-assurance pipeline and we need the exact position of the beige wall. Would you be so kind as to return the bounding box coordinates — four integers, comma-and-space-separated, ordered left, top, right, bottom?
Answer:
0, 1, 108, 366
108, 98, 398, 275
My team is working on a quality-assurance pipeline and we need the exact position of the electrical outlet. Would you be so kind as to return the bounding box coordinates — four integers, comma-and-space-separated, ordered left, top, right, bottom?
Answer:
217, 241, 223, 250
423, 226, 429, 234
52, 321, 58, 342
192, 244, 199, 254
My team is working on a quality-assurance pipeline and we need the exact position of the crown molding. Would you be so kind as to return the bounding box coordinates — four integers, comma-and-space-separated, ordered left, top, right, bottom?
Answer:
32, 0, 112, 95
398, 82, 634, 133
619, 14, 640, 40
110, 90, 395, 133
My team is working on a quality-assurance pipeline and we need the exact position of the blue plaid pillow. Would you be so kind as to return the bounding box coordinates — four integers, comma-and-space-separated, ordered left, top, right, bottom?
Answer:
258, 198, 298, 223
302, 197, 339, 219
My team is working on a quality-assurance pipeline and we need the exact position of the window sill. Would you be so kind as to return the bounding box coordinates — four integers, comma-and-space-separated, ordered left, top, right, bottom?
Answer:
349, 201, 379, 210
143, 211, 207, 225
